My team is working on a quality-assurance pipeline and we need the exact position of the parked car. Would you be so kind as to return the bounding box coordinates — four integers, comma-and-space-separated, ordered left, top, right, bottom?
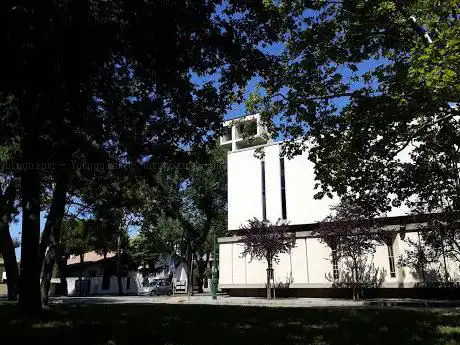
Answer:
138, 280, 172, 296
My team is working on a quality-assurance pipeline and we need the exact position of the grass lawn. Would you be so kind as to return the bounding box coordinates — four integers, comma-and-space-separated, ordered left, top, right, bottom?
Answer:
0, 302, 459, 345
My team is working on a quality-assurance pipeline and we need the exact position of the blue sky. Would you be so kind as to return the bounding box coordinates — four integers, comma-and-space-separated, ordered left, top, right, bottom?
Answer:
10, 213, 47, 259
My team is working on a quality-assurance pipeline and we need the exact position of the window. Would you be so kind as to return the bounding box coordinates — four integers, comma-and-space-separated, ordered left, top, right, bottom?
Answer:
222, 127, 232, 142
387, 241, 396, 278
279, 157, 287, 220
331, 248, 339, 280
261, 160, 267, 220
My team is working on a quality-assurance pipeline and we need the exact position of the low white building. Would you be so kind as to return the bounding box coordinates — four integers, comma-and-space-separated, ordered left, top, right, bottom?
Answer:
51, 250, 140, 296
218, 114, 460, 297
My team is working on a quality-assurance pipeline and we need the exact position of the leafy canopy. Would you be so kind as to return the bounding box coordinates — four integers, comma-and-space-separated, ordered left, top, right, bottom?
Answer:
250, 0, 459, 214
240, 218, 295, 266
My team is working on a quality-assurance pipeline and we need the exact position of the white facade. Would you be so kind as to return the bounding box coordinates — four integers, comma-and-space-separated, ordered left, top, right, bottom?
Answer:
58, 273, 141, 296
228, 141, 411, 230
228, 142, 342, 230
219, 232, 460, 289
219, 116, 460, 293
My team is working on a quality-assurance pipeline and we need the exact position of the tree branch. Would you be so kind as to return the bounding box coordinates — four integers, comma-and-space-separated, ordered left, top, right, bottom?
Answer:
274, 91, 358, 102
394, 0, 433, 46
391, 112, 459, 159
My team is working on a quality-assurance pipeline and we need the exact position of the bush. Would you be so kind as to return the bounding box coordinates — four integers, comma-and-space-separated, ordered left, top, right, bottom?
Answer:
326, 257, 386, 297
414, 281, 460, 288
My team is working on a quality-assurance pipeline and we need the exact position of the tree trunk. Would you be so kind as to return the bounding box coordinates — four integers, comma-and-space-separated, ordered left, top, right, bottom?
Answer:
266, 260, 272, 300
352, 261, 359, 301
440, 230, 450, 284
195, 252, 209, 294
18, 95, 42, 314
116, 235, 123, 296
203, 252, 210, 292
39, 170, 68, 305
185, 243, 193, 297
40, 245, 55, 305
0, 178, 19, 301
194, 254, 203, 294
56, 246, 68, 295
266, 269, 270, 300
79, 253, 84, 296
19, 167, 41, 313
0, 223, 19, 301
39, 170, 68, 264
117, 275, 123, 296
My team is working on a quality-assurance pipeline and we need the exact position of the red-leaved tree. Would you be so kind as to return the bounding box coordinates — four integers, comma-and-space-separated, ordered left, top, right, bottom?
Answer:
240, 218, 295, 299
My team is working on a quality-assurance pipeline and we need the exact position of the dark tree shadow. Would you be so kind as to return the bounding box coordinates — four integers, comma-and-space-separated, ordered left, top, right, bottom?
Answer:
0, 302, 459, 345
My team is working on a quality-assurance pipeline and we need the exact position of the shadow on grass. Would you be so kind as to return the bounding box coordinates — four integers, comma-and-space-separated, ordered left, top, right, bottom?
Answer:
0, 303, 459, 345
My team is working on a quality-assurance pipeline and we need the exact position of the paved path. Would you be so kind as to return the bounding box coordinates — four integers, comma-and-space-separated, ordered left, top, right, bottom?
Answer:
50, 294, 460, 308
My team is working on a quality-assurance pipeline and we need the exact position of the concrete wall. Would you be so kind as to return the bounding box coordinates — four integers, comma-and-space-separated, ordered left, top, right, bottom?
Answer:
227, 143, 410, 230
218, 232, 460, 290
54, 270, 140, 296
228, 149, 264, 229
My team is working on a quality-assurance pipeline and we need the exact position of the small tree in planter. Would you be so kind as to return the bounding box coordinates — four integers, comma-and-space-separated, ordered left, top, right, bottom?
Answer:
239, 218, 295, 299
316, 201, 386, 300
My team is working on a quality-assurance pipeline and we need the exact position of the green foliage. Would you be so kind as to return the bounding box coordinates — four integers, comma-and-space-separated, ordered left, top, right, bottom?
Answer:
129, 232, 164, 269
61, 219, 93, 257
407, 0, 459, 98
253, 0, 459, 216
245, 85, 264, 115
139, 146, 228, 263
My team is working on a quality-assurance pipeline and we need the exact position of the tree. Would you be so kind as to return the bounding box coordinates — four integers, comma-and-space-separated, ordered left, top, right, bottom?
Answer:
400, 212, 460, 285
0, 177, 20, 301
185, 148, 227, 293
60, 213, 131, 297
316, 201, 386, 300
0, 1, 280, 312
129, 231, 164, 283
60, 218, 94, 297
406, 0, 459, 99
249, 1, 459, 216
140, 146, 228, 296
194, 210, 227, 293
239, 218, 295, 299
88, 208, 129, 296
39, 169, 69, 305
